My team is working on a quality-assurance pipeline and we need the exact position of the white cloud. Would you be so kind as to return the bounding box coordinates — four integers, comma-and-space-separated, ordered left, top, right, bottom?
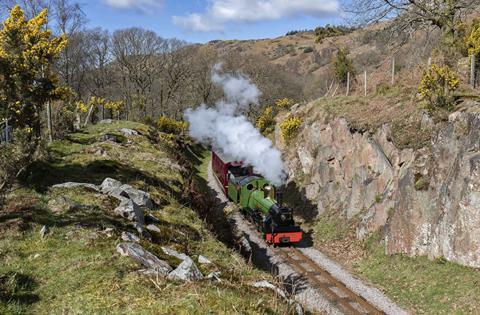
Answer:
172, 0, 340, 32
103, 0, 163, 13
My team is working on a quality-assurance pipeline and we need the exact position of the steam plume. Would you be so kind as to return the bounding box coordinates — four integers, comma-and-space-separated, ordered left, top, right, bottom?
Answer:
184, 64, 286, 186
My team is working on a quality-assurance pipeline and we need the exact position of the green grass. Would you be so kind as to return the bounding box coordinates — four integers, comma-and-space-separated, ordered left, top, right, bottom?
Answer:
355, 236, 480, 314
0, 121, 292, 314
305, 87, 426, 150
312, 211, 350, 243
309, 210, 480, 314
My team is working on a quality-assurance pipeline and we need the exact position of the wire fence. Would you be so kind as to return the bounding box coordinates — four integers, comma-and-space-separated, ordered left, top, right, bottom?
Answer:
329, 54, 477, 98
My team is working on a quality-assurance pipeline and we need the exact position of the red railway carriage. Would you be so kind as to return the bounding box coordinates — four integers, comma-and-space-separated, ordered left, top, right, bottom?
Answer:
212, 151, 252, 194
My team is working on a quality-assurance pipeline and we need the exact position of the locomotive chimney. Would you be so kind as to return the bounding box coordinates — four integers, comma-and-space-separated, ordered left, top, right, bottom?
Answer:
276, 187, 284, 207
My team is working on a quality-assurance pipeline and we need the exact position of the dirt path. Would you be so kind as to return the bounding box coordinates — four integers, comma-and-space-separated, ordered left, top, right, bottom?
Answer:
207, 162, 409, 315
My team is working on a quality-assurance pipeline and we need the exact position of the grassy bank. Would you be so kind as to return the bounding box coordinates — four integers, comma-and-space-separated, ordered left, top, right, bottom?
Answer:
0, 121, 291, 314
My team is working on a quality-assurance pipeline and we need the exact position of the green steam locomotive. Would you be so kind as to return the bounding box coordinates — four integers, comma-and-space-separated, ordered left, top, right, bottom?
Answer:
212, 151, 302, 245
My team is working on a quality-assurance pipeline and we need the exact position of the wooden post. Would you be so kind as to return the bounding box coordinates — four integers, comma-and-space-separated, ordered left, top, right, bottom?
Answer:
364, 70, 367, 97
427, 57, 432, 67
46, 100, 53, 143
470, 54, 476, 88
5, 118, 9, 143
391, 58, 395, 85
346, 72, 350, 96
83, 105, 95, 127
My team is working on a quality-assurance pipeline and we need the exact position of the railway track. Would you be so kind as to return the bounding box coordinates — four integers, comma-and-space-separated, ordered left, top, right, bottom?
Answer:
275, 247, 385, 315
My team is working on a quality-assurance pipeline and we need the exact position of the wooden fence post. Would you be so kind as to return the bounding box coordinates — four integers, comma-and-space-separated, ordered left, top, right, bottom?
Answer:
5, 118, 10, 143
47, 100, 53, 143
391, 58, 395, 85
470, 54, 476, 88
346, 72, 350, 96
364, 70, 367, 97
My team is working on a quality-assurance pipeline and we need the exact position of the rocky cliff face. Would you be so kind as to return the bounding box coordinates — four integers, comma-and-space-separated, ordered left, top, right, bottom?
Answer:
277, 104, 480, 268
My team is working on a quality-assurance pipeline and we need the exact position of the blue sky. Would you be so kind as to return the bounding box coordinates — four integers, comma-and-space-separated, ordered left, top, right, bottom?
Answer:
81, 0, 343, 43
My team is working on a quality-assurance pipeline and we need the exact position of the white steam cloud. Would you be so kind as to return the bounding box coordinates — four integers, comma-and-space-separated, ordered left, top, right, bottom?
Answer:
185, 63, 286, 186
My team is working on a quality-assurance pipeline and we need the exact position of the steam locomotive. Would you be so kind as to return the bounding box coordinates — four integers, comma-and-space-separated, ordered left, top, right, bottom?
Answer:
212, 151, 302, 245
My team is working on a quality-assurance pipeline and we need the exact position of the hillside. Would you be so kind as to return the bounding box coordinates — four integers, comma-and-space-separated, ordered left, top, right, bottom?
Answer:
207, 24, 440, 101
0, 121, 293, 314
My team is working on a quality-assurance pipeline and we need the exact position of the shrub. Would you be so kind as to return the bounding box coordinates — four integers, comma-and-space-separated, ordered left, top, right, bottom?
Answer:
315, 24, 354, 44
418, 64, 459, 110
158, 133, 176, 148
303, 47, 314, 53
285, 29, 312, 36
465, 20, 480, 56
332, 48, 355, 85
256, 106, 276, 135
375, 83, 391, 95
157, 116, 187, 134
280, 116, 302, 143
52, 102, 76, 139
275, 98, 296, 110
0, 129, 38, 194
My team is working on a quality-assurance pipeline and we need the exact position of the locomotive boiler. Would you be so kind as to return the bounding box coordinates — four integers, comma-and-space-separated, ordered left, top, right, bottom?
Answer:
212, 151, 302, 245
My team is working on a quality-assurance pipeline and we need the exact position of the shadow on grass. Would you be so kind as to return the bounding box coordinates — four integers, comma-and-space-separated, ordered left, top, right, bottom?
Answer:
20, 158, 181, 201
0, 272, 39, 306
182, 144, 235, 245
0, 203, 130, 232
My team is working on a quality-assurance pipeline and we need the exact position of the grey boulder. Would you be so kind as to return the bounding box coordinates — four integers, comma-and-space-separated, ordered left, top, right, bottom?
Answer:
146, 224, 161, 233
161, 246, 189, 261
116, 242, 172, 275
100, 178, 123, 195
114, 199, 144, 224
120, 128, 139, 136
198, 255, 212, 265
119, 184, 153, 209
167, 258, 204, 282
101, 178, 153, 209
121, 231, 140, 243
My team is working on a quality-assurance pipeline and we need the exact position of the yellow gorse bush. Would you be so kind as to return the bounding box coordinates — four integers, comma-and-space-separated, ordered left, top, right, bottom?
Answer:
0, 6, 68, 132
467, 21, 480, 56
280, 116, 302, 143
418, 64, 459, 110
76, 97, 124, 116
275, 98, 295, 109
157, 116, 188, 134
256, 106, 275, 134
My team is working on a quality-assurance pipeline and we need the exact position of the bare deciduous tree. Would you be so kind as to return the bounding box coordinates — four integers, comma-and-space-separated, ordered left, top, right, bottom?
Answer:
112, 27, 164, 119
344, 0, 480, 40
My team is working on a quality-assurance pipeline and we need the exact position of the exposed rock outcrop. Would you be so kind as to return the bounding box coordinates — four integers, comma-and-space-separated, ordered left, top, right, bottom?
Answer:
117, 242, 172, 275
114, 199, 144, 223
161, 246, 204, 281
167, 258, 204, 282
120, 128, 139, 136
279, 106, 480, 268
